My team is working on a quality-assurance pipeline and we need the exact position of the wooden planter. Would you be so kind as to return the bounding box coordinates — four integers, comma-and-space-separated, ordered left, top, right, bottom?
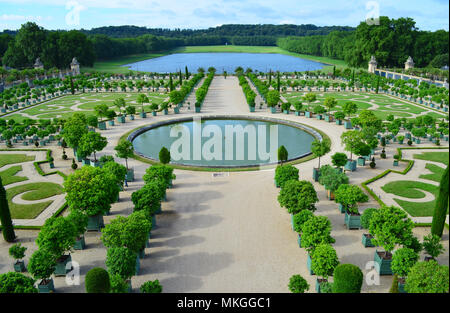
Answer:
98, 121, 107, 130
126, 168, 135, 182
357, 157, 366, 166
398, 277, 406, 293
73, 235, 86, 250
13, 260, 26, 272
38, 279, 55, 293
54, 254, 72, 276
297, 233, 302, 248
312, 167, 320, 182
345, 211, 361, 229
140, 112, 147, 118
327, 190, 335, 200
87, 214, 104, 231
307, 253, 315, 275
305, 111, 312, 118
374, 250, 393, 275
362, 234, 375, 247
344, 121, 352, 129
338, 203, 346, 214
195, 107, 201, 113
344, 160, 357, 172
315, 278, 328, 293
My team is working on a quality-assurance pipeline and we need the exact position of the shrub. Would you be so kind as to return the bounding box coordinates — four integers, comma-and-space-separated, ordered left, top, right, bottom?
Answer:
274, 165, 299, 188
105, 247, 137, 280
332, 264, 363, 293
405, 260, 449, 293
331, 152, 348, 168
278, 180, 318, 214
27, 249, 57, 282
71, 159, 78, 170
277, 145, 288, 163
140, 280, 163, 293
311, 244, 339, 279
293, 210, 314, 233
35, 216, 77, 258
360, 208, 377, 229
159, 147, 171, 164
422, 234, 445, 259
393, 154, 400, 160
109, 274, 129, 293
288, 274, 309, 293
9, 243, 27, 261
143, 164, 176, 188
369, 157, 376, 168
320, 281, 333, 293
405, 236, 422, 254
334, 184, 368, 214
0, 272, 37, 293
407, 140, 412, 146
85, 268, 111, 293
391, 248, 419, 278
301, 215, 335, 252
389, 274, 399, 293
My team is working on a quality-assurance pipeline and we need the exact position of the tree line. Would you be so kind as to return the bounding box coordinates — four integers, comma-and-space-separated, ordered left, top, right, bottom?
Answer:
277, 16, 449, 68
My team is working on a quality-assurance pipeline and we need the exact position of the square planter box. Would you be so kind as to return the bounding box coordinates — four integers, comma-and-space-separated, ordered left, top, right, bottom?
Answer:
316, 114, 322, 120
73, 235, 86, 250
14, 260, 26, 272
362, 234, 375, 248
283, 110, 289, 114
297, 233, 302, 248
405, 133, 411, 139
152, 111, 157, 116
270, 107, 277, 114
307, 253, 315, 275
327, 190, 335, 201
98, 121, 107, 130
336, 119, 342, 125
316, 278, 328, 293
117, 116, 126, 123
325, 115, 333, 123
174, 107, 180, 114
135, 256, 140, 275
108, 120, 115, 126
54, 254, 72, 276
398, 278, 406, 293
305, 111, 311, 118
344, 160, 357, 172
87, 214, 104, 231
345, 211, 361, 229
393, 160, 399, 166
126, 168, 135, 182
195, 107, 201, 113
274, 179, 280, 188
415, 138, 421, 144
312, 167, 320, 182
163, 109, 169, 115
140, 112, 147, 118
82, 159, 91, 166
38, 279, 55, 293
338, 203, 346, 214
344, 121, 352, 129
295, 111, 301, 116
357, 157, 366, 166
129, 115, 135, 120
374, 250, 393, 275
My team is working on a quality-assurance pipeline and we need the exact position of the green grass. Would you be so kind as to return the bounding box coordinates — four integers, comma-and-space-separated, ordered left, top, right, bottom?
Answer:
0, 154, 35, 168
420, 163, 446, 182
7, 182, 64, 219
413, 152, 449, 166
0, 165, 28, 186
382, 180, 439, 199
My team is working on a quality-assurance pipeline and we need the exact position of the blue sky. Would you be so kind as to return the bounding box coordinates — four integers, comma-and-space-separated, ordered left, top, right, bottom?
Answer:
0, 0, 448, 31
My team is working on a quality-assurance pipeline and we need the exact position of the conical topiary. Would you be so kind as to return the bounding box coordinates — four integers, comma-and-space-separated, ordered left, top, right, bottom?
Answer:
0, 177, 16, 242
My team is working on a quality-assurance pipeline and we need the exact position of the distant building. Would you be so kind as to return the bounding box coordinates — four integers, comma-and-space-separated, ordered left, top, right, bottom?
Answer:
405, 56, 414, 70
34, 57, 44, 70
71, 57, 80, 75
368, 55, 377, 73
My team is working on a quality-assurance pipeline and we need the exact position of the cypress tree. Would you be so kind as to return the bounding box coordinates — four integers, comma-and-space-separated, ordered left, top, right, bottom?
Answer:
179, 70, 182, 85
268, 70, 272, 85
185, 66, 189, 80
332, 66, 336, 79
277, 72, 281, 92
0, 177, 16, 242
169, 73, 173, 92
431, 165, 449, 237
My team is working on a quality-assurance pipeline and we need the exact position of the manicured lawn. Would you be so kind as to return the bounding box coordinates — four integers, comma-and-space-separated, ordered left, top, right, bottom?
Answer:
382, 180, 439, 199
7, 182, 64, 219
413, 151, 449, 166
0, 165, 28, 186
0, 154, 35, 168
420, 163, 446, 182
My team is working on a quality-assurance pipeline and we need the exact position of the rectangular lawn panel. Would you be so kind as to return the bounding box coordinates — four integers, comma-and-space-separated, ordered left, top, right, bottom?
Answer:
413, 152, 449, 166
0, 154, 35, 168
420, 163, 446, 182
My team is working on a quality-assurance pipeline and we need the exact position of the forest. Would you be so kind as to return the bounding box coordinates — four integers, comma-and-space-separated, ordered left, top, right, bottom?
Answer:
0, 18, 448, 71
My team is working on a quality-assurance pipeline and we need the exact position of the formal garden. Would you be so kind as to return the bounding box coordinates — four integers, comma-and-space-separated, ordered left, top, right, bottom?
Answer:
0, 66, 448, 294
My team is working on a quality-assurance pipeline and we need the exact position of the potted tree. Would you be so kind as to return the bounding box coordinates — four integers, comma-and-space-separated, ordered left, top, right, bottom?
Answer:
360, 208, 377, 247
334, 111, 345, 126
293, 210, 314, 247
67, 209, 89, 250
125, 105, 136, 120
136, 94, 149, 118
323, 97, 337, 122
140, 280, 163, 293
281, 102, 290, 114
422, 234, 445, 261
267, 90, 280, 113
355, 142, 371, 167
0, 272, 37, 293
397, 135, 405, 144
319, 165, 349, 201
311, 139, 331, 182
335, 184, 368, 229
311, 244, 339, 293
150, 103, 159, 116
301, 215, 335, 275
78, 132, 107, 167
393, 154, 400, 166
404, 260, 449, 293
331, 152, 348, 173
35, 216, 77, 276
95, 104, 109, 130
9, 243, 27, 272
331, 264, 363, 293
391, 247, 419, 293
105, 247, 137, 291
114, 98, 126, 123
369, 206, 414, 275
342, 101, 357, 129
115, 140, 135, 182
27, 249, 57, 293
142, 164, 176, 189
274, 165, 299, 188
288, 274, 310, 293
341, 130, 363, 172
132, 181, 163, 227
293, 101, 303, 116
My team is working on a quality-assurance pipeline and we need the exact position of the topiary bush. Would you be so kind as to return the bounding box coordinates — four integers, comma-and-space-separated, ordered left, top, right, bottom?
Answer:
288, 274, 309, 293
332, 264, 363, 293
360, 208, 377, 229
274, 165, 299, 188
85, 267, 111, 293
109, 274, 129, 293
0, 272, 37, 293
405, 260, 449, 293
293, 210, 314, 233
140, 279, 163, 293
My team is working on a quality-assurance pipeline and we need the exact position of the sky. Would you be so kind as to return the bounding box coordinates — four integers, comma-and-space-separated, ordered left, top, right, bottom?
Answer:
0, 0, 448, 31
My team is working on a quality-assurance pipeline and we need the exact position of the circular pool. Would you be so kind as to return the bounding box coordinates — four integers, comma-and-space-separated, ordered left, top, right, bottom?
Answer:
129, 116, 321, 168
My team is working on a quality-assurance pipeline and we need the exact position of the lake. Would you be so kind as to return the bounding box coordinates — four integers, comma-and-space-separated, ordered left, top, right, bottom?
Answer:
123, 52, 326, 73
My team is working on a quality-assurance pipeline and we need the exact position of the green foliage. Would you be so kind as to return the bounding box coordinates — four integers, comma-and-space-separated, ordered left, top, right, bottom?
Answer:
0, 177, 16, 242
78, 132, 107, 161
267, 90, 280, 107
85, 268, 111, 293
391, 248, 419, 278
143, 164, 175, 188
61, 113, 88, 149
0, 272, 37, 293
288, 274, 309, 293
331, 152, 348, 168
405, 260, 449, 293
293, 210, 314, 233
64, 166, 119, 217
369, 206, 414, 253
114, 140, 134, 169
422, 234, 445, 259
274, 165, 299, 188
131, 182, 162, 216
27, 249, 56, 281
389, 274, 399, 293
360, 208, 377, 229
311, 244, 339, 279
106, 247, 137, 280
102, 161, 127, 186
278, 180, 318, 214
8, 243, 27, 260
318, 165, 349, 192
334, 184, 368, 214
431, 165, 449, 237
140, 280, 163, 293
277, 145, 288, 163
301, 215, 335, 252
311, 139, 330, 168
332, 264, 363, 293
66, 209, 89, 237
109, 274, 129, 293
159, 147, 171, 164
341, 130, 364, 159
36, 216, 76, 257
